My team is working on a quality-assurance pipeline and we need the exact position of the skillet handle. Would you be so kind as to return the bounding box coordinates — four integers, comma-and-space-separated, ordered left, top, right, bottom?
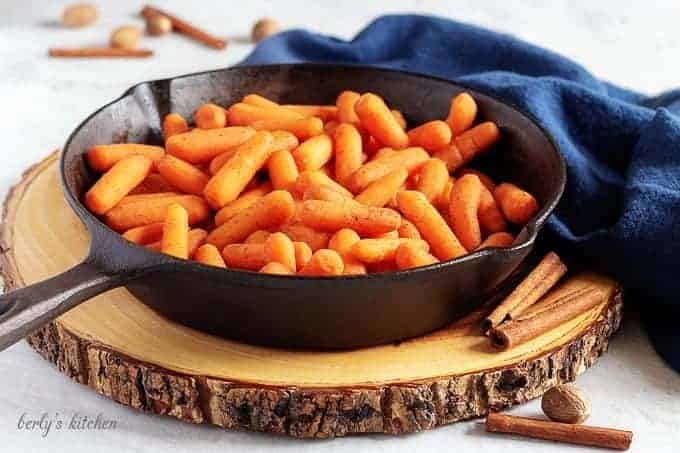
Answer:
0, 260, 127, 351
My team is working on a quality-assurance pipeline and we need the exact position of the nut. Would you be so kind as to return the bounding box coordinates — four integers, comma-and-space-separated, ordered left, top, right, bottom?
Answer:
541, 384, 591, 424
61, 3, 98, 28
110, 26, 142, 50
251, 18, 281, 43
146, 14, 172, 36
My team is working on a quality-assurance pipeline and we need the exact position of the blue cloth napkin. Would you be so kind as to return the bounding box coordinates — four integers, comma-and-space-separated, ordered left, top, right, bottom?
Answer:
242, 15, 680, 371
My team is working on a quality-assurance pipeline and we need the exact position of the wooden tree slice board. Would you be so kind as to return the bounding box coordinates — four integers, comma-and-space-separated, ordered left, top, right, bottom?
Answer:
0, 152, 623, 439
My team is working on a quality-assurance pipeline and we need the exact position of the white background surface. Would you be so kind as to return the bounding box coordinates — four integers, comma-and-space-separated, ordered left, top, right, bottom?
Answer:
1, 1, 679, 452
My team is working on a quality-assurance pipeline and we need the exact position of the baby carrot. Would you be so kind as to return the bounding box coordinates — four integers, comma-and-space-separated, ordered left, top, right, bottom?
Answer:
259, 262, 294, 275
298, 249, 344, 276
494, 182, 539, 224
407, 120, 452, 152
227, 102, 304, 125
397, 190, 466, 261
328, 228, 366, 275
433, 142, 465, 173
195, 103, 227, 130
336, 90, 361, 125
166, 127, 255, 164
334, 124, 363, 184
268, 149, 299, 191
277, 223, 330, 251
477, 232, 514, 249
391, 110, 407, 130
129, 173, 176, 195
346, 147, 429, 193
368, 260, 398, 273
446, 93, 477, 136
242, 94, 279, 108
207, 190, 296, 249
292, 134, 333, 171
105, 194, 210, 232
478, 185, 507, 234
86, 144, 164, 172
295, 171, 354, 199
214, 182, 272, 226
434, 178, 455, 212
324, 121, 340, 135
351, 238, 429, 263
448, 174, 483, 251
209, 130, 297, 176
302, 184, 357, 204
147, 228, 206, 255
204, 131, 274, 208
355, 93, 409, 149
161, 203, 189, 259
354, 168, 408, 207
161, 114, 189, 141
156, 154, 210, 196
372, 148, 397, 160
398, 219, 422, 239
415, 158, 449, 202
395, 242, 439, 270
457, 168, 495, 191
281, 104, 337, 122
122, 222, 164, 245
250, 117, 324, 140
454, 121, 500, 162
293, 241, 313, 270
244, 230, 271, 244
85, 155, 153, 215
222, 244, 267, 270
364, 136, 382, 155
299, 199, 401, 235
194, 244, 227, 268
264, 232, 296, 272
115, 191, 179, 207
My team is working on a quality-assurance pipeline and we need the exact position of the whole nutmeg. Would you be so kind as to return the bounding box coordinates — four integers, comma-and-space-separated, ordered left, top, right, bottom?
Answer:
251, 18, 280, 43
146, 14, 172, 36
110, 26, 142, 50
541, 384, 591, 424
61, 3, 99, 28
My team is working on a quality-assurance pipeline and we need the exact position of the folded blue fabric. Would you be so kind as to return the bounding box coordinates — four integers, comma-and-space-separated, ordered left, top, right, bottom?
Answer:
242, 15, 680, 371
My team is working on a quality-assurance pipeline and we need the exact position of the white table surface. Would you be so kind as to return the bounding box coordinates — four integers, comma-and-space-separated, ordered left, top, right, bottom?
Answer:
1, 1, 679, 452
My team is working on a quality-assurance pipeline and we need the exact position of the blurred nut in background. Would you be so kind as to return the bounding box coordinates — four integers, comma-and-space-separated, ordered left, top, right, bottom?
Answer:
146, 14, 172, 36
61, 3, 99, 28
251, 18, 281, 43
110, 26, 143, 49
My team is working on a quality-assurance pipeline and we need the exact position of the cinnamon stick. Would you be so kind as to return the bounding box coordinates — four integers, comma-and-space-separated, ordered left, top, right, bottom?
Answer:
486, 413, 633, 450
141, 6, 226, 49
49, 48, 153, 58
488, 287, 604, 351
482, 251, 566, 332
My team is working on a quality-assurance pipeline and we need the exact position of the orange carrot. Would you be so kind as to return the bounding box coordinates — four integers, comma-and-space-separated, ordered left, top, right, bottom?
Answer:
85, 155, 153, 215
336, 90, 361, 125
295, 171, 354, 199
478, 185, 507, 234
203, 131, 274, 208
396, 190, 466, 261
222, 243, 267, 270
208, 130, 298, 176
207, 190, 295, 249
293, 242, 313, 270
166, 127, 256, 164
446, 93, 477, 136
114, 191, 179, 207
449, 174, 483, 250
324, 120, 340, 135
354, 168, 408, 207
328, 228, 366, 275
407, 120, 452, 152
128, 173, 176, 194
156, 154, 210, 196
292, 134, 333, 171
298, 249, 344, 276
281, 104, 337, 122
433, 142, 465, 172
105, 194, 210, 232
162, 113, 189, 140
250, 117, 324, 140
264, 232, 296, 272
227, 102, 304, 125
351, 238, 429, 263
391, 110, 407, 130
195, 103, 227, 129
346, 147, 429, 193
367, 260, 397, 273
364, 136, 382, 155
194, 244, 227, 268
244, 230, 271, 244
395, 242, 439, 270
299, 199, 401, 235
457, 168, 495, 191
302, 184, 357, 204
434, 178, 455, 212
372, 148, 397, 160
455, 121, 500, 162
122, 222, 164, 245
242, 94, 279, 108
398, 219, 422, 239
278, 223, 330, 251
334, 123, 363, 184
494, 183, 539, 224
259, 262, 294, 275
354, 93, 409, 149
214, 182, 272, 226
86, 144, 163, 172
478, 232, 514, 249
415, 158, 449, 202
268, 149, 299, 191
161, 203, 189, 259
146, 228, 205, 255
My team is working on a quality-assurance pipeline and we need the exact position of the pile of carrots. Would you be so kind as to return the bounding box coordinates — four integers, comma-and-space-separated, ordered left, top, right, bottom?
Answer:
83, 90, 539, 276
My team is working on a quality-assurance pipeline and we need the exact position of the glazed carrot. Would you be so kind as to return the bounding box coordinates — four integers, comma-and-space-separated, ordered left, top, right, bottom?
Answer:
222, 243, 267, 270
162, 113, 189, 140
415, 158, 449, 202
372, 148, 397, 160
324, 120, 340, 135
293, 241, 313, 270
250, 117, 324, 140
195, 103, 227, 130
298, 249, 344, 276
407, 120, 452, 152
477, 232, 514, 249
395, 242, 439, 270
292, 134, 333, 171
299, 199, 401, 235
122, 222, 164, 245
129, 173, 176, 194
391, 110, 407, 130
208, 131, 295, 176
457, 168, 495, 191
494, 183, 539, 224
203, 131, 274, 208
207, 190, 295, 249
85, 155, 153, 215
351, 238, 429, 263
268, 149, 299, 191
449, 174, 483, 250
156, 154, 210, 196
434, 178, 455, 212
227, 103, 304, 125
105, 194, 210, 232
166, 127, 256, 164
161, 203, 189, 259
242, 94, 279, 108
264, 232, 296, 272
115, 191, 179, 207
455, 121, 500, 162
397, 190, 466, 261
346, 147, 429, 193
302, 184, 357, 204
146, 228, 205, 254
282, 104, 337, 121
334, 124, 363, 184
354, 168, 408, 207
446, 92, 477, 136
398, 219, 422, 239
244, 230, 271, 244
478, 186, 507, 234
259, 262, 294, 275
364, 136, 382, 155
86, 144, 163, 172
214, 182, 272, 226
278, 223, 330, 251
336, 90, 361, 125
295, 171, 354, 199
354, 93, 409, 149
328, 228, 366, 275
194, 244, 227, 268
433, 142, 465, 172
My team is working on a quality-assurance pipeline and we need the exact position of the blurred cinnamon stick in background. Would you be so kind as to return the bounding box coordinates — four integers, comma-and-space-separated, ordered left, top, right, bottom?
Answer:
141, 5, 227, 49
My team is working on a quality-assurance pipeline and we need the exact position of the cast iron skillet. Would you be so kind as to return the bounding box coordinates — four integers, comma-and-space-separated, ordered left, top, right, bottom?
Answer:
0, 64, 565, 351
